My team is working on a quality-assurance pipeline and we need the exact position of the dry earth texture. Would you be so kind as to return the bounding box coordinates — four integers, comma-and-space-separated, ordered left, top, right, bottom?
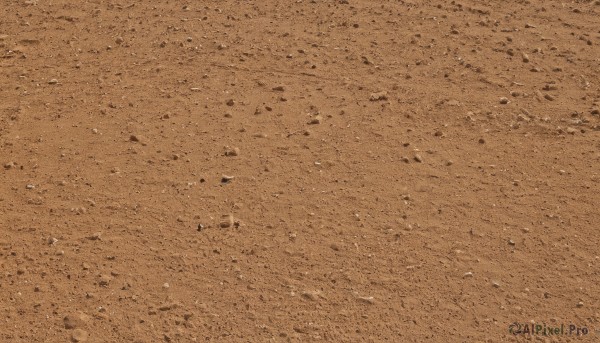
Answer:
1, 0, 600, 342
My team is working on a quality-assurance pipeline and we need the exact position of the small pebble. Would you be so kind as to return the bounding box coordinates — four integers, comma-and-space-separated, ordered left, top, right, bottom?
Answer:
226, 99, 235, 106
224, 147, 240, 156
413, 154, 423, 163
492, 280, 501, 288
308, 115, 322, 125
369, 91, 388, 101
463, 272, 474, 278
71, 329, 88, 342
357, 296, 375, 305
499, 97, 509, 104
272, 85, 285, 92
48, 79, 58, 84
98, 274, 111, 286
219, 214, 234, 228
221, 175, 234, 183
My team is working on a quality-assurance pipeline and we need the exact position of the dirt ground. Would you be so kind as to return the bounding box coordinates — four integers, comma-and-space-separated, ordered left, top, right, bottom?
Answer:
1, 0, 599, 342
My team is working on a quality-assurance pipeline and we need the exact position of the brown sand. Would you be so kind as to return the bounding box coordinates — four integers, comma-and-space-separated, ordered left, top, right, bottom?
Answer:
1, 1, 599, 342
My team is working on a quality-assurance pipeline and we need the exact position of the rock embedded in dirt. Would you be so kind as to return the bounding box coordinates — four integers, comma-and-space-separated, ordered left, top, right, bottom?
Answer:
499, 97, 509, 104
219, 214, 234, 228
98, 274, 111, 287
308, 115, 322, 125
357, 296, 375, 305
272, 85, 285, 92
221, 175, 234, 183
71, 329, 88, 342
64, 313, 88, 329
369, 91, 388, 101
129, 134, 141, 142
226, 99, 235, 106
224, 146, 240, 156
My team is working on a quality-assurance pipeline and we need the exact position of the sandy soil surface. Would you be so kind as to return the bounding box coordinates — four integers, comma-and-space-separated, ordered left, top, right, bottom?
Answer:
1, 0, 600, 342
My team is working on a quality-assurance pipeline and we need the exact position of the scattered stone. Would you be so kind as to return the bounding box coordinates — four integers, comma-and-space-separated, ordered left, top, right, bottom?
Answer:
221, 175, 234, 183
434, 130, 443, 137
508, 239, 516, 246
3, 161, 15, 169
219, 214, 234, 228
225, 99, 235, 106
26, 184, 35, 190
478, 138, 486, 144
445, 160, 454, 166
48, 237, 58, 245
463, 272, 474, 278
64, 313, 88, 329
521, 227, 530, 233
301, 290, 323, 301
224, 146, 240, 156
499, 97, 509, 104
308, 115, 322, 125
91, 128, 98, 134
357, 296, 375, 305
566, 127, 577, 134
162, 282, 170, 289
576, 301, 584, 308
272, 85, 285, 92
369, 91, 388, 101
71, 329, 88, 342
129, 134, 140, 142
492, 280, 501, 288
87, 233, 102, 241
48, 79, 58, 85
98, 274, 111, 287
115, 37, 124, 44
544, 94, 555, 101
413, 154, 423, 163
159, 303, 178, 311
197, 224, 205, 232
521, 53, 530, 63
